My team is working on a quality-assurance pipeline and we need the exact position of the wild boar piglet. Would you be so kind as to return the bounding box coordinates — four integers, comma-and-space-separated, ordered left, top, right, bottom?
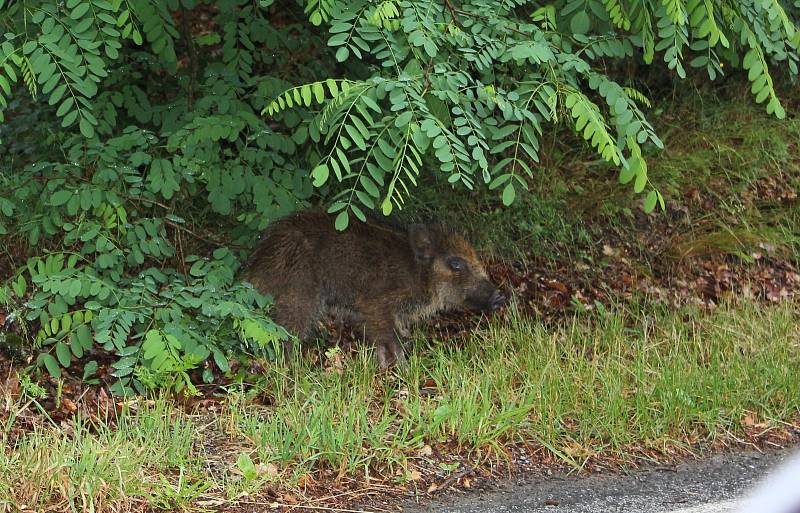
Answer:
244, 209, 505, 369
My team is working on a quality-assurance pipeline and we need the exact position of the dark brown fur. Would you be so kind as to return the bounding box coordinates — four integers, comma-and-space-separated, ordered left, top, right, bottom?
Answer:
243, 209, 504, 369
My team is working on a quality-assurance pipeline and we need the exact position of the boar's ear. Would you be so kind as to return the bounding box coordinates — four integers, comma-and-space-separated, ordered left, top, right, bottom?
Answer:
408, 224, 434, 262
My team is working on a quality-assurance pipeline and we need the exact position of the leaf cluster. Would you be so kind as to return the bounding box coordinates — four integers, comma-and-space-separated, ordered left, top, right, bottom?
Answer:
265, 0, 797, 224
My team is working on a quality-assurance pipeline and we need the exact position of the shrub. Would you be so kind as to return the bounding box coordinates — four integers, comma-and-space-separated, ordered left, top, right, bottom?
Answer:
0, 0, 797, 392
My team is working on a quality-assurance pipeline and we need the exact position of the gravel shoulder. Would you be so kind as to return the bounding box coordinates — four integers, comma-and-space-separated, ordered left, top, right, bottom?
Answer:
401, 449, 795, 513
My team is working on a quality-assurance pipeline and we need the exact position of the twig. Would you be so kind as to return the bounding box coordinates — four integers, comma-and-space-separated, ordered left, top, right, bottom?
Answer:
444, 0, 462, 27
176, 220, 187, 276
723, 427, 762, 453
773, 418, 800, 430
238, 501, 380, 513
430, 464, 474, 494
338, 477, 395, 490
308, 489, 381, 503
163, 220, 246, 250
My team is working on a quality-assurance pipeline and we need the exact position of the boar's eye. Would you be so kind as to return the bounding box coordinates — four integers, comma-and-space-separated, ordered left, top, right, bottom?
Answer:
447, 257, 467, 272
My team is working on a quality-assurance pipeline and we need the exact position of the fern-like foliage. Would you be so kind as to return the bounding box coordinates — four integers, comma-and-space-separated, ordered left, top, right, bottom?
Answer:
305, 0, 337, 26
264, 0, 797, 223
0, 1, 146, 138
0, 1, 324, 391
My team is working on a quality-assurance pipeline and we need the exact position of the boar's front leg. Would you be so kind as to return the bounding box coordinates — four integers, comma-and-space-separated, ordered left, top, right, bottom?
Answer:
359, 304, 407, 370
376, 333, 406, 370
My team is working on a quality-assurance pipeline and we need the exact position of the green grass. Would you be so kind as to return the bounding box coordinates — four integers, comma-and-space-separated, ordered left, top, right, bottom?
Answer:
0, 400, 202, 512
3, 299, 799, 512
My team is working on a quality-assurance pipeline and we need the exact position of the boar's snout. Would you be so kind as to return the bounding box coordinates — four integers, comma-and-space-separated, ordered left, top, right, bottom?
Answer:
466, 280, 506, 312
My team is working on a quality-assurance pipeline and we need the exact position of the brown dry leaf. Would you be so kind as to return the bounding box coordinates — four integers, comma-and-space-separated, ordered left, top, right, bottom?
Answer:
196, 499, 226, 507
766, 286, 788, 302
742, 412, 757, 428
407, 469, 422, 481
58, 420, 75, 437
562, 442, 594, 458
427, 483, 439, 493
421, 378, 437, 389
463, 478, 471, 488
418, 445, 433, 457
62, 398, 77, 413
3, 375, 20, 399
572, 290, 591, 307
296, 474, 315, 488
280, 494, 298, 505
257, 462, 280, 479
97, 387, 111, 417
323, 347, 345, 375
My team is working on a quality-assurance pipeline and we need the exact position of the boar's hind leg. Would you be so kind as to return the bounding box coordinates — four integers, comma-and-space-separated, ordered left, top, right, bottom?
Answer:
358, 305, 406, 370
273, 292, 322, 360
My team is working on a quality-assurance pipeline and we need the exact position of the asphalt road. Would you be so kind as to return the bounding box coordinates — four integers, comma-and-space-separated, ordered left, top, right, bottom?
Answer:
402, 450, 792, 513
